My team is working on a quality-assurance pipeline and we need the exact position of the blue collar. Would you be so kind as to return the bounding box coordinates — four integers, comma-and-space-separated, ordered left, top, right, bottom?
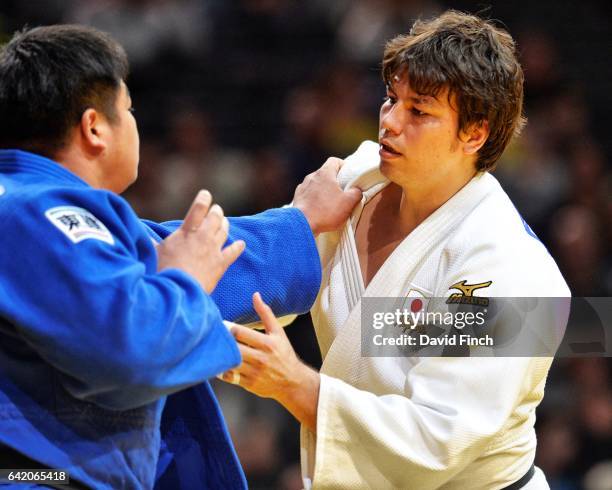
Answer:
0, 149, 91, 188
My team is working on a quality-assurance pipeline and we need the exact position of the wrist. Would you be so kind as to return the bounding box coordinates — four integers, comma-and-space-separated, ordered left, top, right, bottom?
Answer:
277, 362, 320, 431
294, 204, 319, 236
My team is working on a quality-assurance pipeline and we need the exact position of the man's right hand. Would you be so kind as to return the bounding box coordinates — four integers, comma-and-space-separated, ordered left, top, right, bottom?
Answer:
293, 157, 362, 236
156, 190, 245, 294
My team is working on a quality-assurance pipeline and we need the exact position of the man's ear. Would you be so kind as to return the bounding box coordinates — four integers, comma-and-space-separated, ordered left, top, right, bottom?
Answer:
460, 120, 490, 155
79, 108, 108, 155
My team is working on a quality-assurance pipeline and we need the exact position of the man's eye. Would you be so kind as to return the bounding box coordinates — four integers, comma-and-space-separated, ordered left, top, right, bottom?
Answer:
412, 108, 426, 116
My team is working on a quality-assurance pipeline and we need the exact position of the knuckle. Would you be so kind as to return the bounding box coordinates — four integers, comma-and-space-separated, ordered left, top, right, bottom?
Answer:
216, 235, 228, 250
220, 224, 229, 239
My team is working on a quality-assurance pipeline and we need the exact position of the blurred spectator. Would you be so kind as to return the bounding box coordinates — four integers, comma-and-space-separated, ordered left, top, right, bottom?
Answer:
574, 389, 612, 475
536, 415, 580, 489
494, 124, 569, 234
583, 461, 612, 490
519, 30, 564, 108
249, 148, 293, 212
316, 63, 379, 156
276, 463, 303, 490
67, 0, 208, 69
122, 141, 167, 221
331, 0, 441, 63
282, 83, 329, 185
234, 415, 281, 489
550, 205, 609, 296
159, 107, 254, 218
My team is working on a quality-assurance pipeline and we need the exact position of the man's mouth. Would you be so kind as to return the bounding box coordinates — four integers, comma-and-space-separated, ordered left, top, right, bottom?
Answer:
379, 141, 401, 156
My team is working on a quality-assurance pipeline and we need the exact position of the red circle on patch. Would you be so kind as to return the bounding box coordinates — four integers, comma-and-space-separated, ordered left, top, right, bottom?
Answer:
411, 299, 423, 312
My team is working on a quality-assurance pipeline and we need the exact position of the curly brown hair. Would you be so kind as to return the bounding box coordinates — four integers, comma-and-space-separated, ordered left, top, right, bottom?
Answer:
382, 10, 526, 172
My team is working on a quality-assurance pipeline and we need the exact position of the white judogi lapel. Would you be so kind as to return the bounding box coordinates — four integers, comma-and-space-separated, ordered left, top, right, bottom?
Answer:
314, 141, 495, 383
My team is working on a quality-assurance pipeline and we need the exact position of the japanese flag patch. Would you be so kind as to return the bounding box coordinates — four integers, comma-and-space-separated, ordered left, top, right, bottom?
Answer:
45, 206, 114, 245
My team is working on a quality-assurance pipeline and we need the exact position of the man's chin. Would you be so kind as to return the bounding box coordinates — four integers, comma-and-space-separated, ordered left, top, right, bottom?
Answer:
379, 160, 409, 185
379, 159, 395, 177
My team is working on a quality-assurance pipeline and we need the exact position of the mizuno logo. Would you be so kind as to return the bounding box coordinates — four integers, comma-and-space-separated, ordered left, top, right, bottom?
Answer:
446, 280, 492, 306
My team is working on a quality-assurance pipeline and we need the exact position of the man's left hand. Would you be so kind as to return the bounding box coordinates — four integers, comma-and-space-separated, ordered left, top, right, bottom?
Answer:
221, 293, 320, 431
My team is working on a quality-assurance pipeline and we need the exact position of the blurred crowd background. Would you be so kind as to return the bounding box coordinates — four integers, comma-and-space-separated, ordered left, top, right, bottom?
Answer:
1, 1, 610, 489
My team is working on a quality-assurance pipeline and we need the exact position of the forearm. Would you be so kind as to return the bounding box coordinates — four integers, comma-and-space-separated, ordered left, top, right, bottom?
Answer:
155, 207, 324, 324
213, 208, 321, 322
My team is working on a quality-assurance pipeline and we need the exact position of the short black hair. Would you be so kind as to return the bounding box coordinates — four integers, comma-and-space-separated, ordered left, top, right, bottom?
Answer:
0, 25, 129, 157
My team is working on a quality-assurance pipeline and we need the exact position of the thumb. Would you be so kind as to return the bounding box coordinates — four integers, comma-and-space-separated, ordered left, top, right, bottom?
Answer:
221, 240, 246, 269
343, 187, 363, 207
320, 156, 343, 175
253, 292, 280, 335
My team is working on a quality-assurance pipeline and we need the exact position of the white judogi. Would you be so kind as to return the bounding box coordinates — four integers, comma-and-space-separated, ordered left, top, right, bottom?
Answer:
300, 141, 570, 490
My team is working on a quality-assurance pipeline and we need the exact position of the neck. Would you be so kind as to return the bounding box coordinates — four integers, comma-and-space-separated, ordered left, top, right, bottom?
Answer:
54, 145, 105, 190
395, 167, 477, 233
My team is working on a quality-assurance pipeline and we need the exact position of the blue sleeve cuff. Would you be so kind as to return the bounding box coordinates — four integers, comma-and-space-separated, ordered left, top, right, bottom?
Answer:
283, 207, 322, 311
212, 207, 322, 323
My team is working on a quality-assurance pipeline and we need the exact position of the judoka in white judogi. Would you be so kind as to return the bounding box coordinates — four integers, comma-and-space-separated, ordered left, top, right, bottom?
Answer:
300, 141, 570, 490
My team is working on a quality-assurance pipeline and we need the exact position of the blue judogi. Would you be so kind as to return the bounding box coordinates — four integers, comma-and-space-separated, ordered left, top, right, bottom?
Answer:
0, 150, 321, 489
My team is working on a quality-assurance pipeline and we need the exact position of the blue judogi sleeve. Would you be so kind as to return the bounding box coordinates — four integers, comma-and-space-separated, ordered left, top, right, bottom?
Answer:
142, 207, 322, 323
2, 187, 240, 411
144, 208, 322, 490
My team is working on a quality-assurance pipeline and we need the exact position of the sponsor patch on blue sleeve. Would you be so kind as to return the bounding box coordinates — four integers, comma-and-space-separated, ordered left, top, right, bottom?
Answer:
45, 206, 115, 245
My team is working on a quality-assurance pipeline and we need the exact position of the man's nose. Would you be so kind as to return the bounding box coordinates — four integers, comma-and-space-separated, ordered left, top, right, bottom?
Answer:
380, 104, 402, 135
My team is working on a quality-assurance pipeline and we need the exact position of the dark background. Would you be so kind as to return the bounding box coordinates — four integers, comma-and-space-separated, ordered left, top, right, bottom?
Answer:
1, 1, 610, 489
